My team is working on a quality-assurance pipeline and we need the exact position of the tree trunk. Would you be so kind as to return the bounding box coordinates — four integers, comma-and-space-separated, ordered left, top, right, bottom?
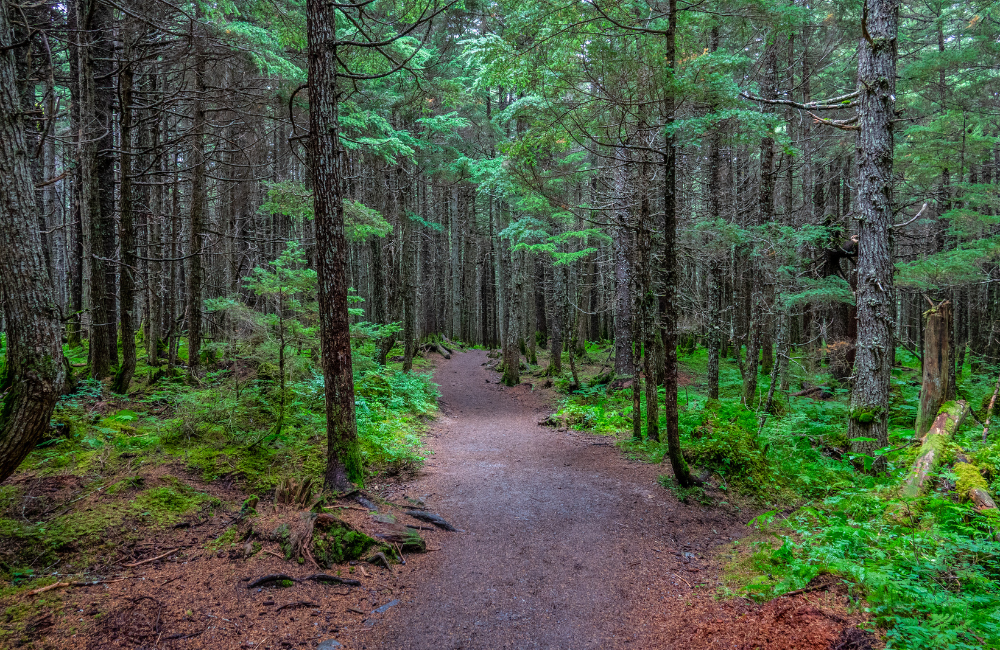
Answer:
186, 18, 207, 372
113, 55, 136, 394
308, 0, 362, 490
915, 301, 951, 438
548, 259, 565, 375
78, 0, 115, 378
0, 4, 67, 481
612, 146, 635, 377
849, 0, 899, 471
660, 0, 693, 488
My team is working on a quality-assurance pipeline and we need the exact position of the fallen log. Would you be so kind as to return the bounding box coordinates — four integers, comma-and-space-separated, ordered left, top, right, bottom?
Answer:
902, 400, 968, 498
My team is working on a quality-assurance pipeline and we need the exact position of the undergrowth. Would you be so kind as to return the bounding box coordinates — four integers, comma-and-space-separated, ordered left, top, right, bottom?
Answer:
0, 334, 438, 579
549, 341, 1000, 648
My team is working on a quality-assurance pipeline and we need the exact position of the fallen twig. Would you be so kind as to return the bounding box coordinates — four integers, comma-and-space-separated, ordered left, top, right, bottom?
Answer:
124, 548, 180, 567
262, 549, 285, 559
671, 573, 692, 589
27, 582, 71, 595
779, 584, 828, 598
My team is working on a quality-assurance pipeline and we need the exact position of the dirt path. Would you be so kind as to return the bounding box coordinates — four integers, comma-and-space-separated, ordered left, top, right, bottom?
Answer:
372, 350, 747, 649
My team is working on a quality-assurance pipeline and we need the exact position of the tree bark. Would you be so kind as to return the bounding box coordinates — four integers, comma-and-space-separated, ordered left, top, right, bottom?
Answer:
849, 0, 899, 471
0, 3, 67, 481
660, 0, 693, 487
113, 52, 136, 394
78, 0, 115, 378
915, 301, 951, 438
308, 0, 362, 490
612, 145, 635, 377
186, 16, 207, 371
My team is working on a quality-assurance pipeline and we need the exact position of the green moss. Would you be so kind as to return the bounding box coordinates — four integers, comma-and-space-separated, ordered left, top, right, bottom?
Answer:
131, 483, 211, 525
311, 522, 377, 567
206, 526, 239, 552
955, 463, 989, 496
849, 405, 885, 424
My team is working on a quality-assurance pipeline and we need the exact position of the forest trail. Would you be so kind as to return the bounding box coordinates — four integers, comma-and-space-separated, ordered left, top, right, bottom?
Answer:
372, 349, 748, 649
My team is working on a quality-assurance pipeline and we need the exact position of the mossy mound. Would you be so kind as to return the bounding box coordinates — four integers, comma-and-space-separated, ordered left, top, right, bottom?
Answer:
311, 521, 377, 568
955, 462, 988, 496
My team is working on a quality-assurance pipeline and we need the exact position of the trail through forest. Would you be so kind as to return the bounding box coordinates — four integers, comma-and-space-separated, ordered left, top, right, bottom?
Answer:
371, 351, 871, 649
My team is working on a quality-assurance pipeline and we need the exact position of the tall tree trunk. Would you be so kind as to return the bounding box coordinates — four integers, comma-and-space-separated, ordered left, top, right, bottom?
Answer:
186, 18, 207, 372
706, 23, 723, 400
78, 0, 115, 378
0, 3, 67, 481
661, 0, 693, 487
612, 145, 635, 377
308, 0, 362, 490
113, 53, 136, 394
548, 258, 565, 375
848, 0, 899, 471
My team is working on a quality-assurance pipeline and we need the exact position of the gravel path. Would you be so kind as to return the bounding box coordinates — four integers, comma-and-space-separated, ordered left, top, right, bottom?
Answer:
374, 350, 746, 649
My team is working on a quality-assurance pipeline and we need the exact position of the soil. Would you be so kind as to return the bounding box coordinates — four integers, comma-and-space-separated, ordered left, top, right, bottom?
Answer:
7, 349, 877, 649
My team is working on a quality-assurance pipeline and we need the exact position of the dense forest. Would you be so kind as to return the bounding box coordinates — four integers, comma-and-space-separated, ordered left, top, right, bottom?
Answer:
1, 0, 1000, 646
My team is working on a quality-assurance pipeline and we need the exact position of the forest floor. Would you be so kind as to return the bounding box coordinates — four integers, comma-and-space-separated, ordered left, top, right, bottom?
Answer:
2, 349, 878, 650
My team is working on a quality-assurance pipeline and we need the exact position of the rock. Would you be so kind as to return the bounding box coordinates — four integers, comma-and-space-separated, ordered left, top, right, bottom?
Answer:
372, 513, 396, 524
373, 599, 399, 613
317, 641, 342, 649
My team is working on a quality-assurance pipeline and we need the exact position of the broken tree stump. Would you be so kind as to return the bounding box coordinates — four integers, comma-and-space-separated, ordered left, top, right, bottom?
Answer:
915, 301, 952, 438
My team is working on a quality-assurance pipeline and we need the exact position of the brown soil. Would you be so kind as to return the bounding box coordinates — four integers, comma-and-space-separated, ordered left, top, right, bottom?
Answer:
7, 349, 875, 649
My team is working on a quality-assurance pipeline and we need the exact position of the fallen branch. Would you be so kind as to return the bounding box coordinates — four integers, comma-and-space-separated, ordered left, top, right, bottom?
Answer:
28, 577, 130, 595
27, 582, 71, 595
247, 574, 300, 589
123, 548, 180, 567
262, 549, 285, 559
305, 573, 361, 587
276, 600, 318, 612
779, 584, 829, 598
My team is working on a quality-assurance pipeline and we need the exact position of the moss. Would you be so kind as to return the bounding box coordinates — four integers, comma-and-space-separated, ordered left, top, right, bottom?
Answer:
849, 405, 885, 424
955, 463, 989, 497
131, 483, 211, 525
311, 522, 377, 567
206, 526, 239, 552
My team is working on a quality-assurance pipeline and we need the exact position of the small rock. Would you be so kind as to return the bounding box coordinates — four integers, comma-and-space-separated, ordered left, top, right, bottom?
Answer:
372, 513, 396, 524
317, 641, 342, 650
373, 599, 399, 614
